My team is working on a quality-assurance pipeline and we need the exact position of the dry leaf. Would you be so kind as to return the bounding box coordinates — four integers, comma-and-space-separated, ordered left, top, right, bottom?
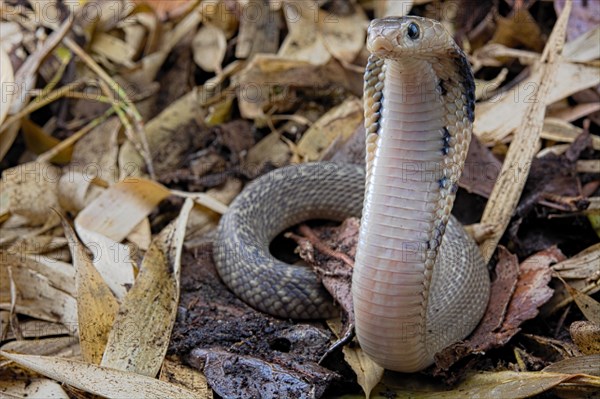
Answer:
74, 177, 171, 298
62, 216, 118, 365
21, 118, 72, 164
377, 370, 600, 399
436, 247, 563, 370
71, 116, 120, 183
0, 44, 15, 127
374, 0, 414, 18
101, 199, 193, 376
0, 351, 202, 398
119, 88, 208, 176
1, 336, 80, 358
475, 61, 600, 145
478, 2, 572, 261
295, 97, 363, 162
0, 378, 69, 398
192, 24, 227, 73
561, 280, 600, 325
1, 161, 61, 226
344, 346, 384, 399
159, 357, 212, 399
570, 321, 600, 355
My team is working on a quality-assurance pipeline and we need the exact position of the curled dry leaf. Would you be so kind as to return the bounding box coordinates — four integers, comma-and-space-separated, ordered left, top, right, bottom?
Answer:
192, 24, 227, 73
101, 199, 193, 377
57, 171, 105, 214
0, 351, 202, 398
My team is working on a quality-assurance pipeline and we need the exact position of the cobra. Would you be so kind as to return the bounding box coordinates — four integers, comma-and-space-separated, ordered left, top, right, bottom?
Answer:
214, 16, 490, 372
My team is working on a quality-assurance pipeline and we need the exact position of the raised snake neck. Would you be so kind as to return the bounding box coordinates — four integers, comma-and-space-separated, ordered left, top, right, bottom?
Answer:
214, 16, 490, 372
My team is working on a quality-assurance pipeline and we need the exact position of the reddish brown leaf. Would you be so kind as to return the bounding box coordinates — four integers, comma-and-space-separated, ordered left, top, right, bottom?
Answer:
435, 246, 565, 370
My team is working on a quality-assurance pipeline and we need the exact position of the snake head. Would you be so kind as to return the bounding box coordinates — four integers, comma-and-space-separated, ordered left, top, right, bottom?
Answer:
367, 16, 453, 60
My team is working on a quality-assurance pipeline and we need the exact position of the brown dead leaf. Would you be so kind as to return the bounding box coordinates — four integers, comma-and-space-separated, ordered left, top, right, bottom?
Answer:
491, 8, 545, 52
555, 0, 600, 41
71, 116, 120, 184
436, 246, 563, 370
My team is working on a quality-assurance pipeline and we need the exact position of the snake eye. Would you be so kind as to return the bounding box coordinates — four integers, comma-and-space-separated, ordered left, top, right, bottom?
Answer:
407, 22, 420, 40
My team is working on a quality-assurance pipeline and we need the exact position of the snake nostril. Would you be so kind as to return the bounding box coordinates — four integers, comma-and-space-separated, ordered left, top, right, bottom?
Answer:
269, 337, 292, 352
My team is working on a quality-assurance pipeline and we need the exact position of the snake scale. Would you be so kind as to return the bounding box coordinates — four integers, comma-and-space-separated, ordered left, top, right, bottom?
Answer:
214, 16, 490, 372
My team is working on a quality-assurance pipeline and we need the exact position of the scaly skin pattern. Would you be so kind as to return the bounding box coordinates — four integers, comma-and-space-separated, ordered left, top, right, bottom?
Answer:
214, 16, 490, 372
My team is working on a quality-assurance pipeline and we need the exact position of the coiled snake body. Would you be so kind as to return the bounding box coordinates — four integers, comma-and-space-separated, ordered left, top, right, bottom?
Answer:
214, 17, 490, 372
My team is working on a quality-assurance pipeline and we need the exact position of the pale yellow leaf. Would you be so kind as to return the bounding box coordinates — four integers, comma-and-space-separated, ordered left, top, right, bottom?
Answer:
320, 6, 367, 63
0, 378, 69, 399
344, 345, 384, 398
0, 44, 14, 127
374, 0, 414, 18
0, 263, 77, 326
475, 61, 600, 145
159, 357, 212, 398
62, 217, 118, 365
101, 199, 193, 376
279, 1, 330, 65
192, 24, 227, 73
91, 32, 136, 68
0, 351, 203, 398
57, 171, 105, 214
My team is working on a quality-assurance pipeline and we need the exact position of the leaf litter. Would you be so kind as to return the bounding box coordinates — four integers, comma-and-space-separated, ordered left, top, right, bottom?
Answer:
0, 0, 599, 398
